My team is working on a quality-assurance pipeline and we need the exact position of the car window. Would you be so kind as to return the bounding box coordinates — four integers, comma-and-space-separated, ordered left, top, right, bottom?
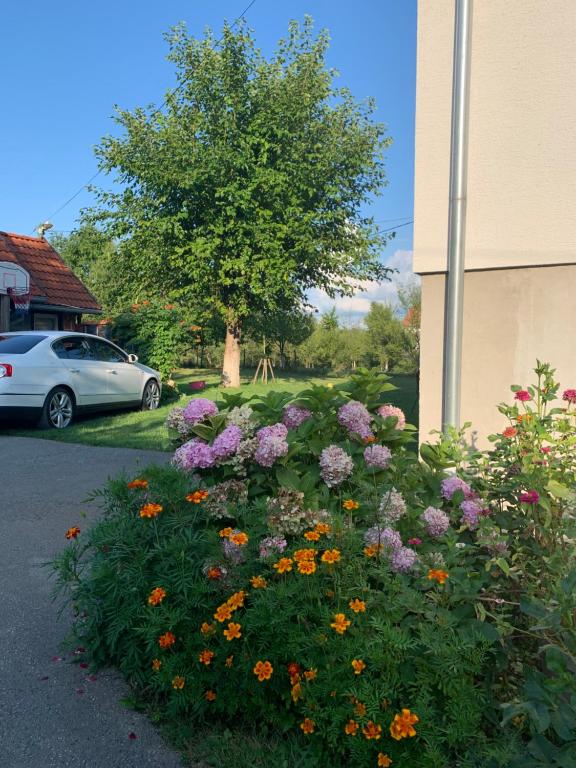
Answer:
52, 338, 91, 360
87, 338, 126, 363
0, 334, 47, 354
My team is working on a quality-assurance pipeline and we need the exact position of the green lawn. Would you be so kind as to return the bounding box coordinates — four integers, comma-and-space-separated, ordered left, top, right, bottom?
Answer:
3, 368, 418, 452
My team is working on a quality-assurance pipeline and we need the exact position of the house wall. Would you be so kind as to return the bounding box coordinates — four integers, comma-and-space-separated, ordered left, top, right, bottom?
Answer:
415, 0, 576, 444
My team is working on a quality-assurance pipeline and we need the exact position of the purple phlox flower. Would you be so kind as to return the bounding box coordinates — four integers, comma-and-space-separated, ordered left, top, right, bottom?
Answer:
378, 488, 406, 524
460, 498, 485, 529
390, 546, 418, 573
364, 444, 392, 470
173, 439, 214, 471
441, 475, 473, 501
254, 423, 289, 467
338, 401, 372, 438
319, 445, 354, 488
364, 525, 402, 551
283, 405, 312, 429
212, 425, 243, 460
183, 398, 218, 425
519, 490, 540, 505
259, 536, 288, 559
421, 506, 450, 538
377, 404, 406, 430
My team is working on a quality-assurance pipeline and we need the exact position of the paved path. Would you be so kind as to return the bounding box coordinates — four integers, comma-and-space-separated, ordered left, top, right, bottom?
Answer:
0, 436, 184, 768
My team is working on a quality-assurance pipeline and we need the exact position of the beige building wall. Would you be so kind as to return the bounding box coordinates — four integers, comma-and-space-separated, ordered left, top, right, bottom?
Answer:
415, 0, 576, 444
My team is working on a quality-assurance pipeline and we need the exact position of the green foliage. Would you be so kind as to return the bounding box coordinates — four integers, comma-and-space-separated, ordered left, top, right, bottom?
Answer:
52, 365, 576, 766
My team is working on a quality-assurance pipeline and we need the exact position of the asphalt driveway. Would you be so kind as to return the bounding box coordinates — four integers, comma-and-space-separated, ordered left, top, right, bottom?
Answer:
0, 436, 184, 768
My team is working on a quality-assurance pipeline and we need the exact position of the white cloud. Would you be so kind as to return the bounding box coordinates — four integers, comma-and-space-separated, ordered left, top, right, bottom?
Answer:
308, 250, 419, 324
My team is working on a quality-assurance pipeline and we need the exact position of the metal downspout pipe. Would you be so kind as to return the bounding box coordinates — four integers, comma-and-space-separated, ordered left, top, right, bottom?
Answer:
442, 0, 473, 431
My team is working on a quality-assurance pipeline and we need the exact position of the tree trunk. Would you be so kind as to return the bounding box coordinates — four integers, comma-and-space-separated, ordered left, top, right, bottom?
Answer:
222, 321, 242, 387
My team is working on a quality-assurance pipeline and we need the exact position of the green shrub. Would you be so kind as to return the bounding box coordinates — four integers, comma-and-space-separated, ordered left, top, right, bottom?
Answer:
53, 366, 576, 768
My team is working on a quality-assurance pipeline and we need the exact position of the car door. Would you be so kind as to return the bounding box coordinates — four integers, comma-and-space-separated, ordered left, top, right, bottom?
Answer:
52, 336, 111, 406
86, 338, 143, 404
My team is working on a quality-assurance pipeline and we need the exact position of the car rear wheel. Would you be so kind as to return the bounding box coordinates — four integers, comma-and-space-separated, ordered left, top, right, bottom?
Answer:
39, 387, 75, 429
141, 379, 160, 411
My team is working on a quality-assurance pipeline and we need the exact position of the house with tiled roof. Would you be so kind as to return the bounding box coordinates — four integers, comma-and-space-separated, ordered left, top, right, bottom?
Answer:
0, 231, 101, 332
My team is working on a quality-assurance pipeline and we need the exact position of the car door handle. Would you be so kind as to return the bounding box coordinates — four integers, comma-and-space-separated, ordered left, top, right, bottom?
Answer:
68, 368, 80, 373
106, 369, 118, 374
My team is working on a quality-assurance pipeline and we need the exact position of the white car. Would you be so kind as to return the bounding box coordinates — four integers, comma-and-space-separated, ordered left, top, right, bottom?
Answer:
0, 331, 162, 429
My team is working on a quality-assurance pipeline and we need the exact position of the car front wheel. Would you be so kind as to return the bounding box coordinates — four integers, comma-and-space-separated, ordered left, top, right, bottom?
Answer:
39, 387, 75, 429
141, 379, 160, 411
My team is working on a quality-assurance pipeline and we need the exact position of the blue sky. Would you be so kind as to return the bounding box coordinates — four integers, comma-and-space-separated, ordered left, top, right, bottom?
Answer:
1, 0, 416, 313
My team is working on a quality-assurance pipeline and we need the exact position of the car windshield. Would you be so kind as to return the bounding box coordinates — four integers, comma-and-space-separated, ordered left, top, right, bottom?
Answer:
0, 334, 47, 354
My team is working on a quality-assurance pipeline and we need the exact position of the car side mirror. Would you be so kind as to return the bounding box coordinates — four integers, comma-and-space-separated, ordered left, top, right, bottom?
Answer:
127, 353, 139, 363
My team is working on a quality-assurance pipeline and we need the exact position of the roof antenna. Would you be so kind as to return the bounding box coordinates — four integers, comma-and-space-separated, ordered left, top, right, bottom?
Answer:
36, 221, 54, 238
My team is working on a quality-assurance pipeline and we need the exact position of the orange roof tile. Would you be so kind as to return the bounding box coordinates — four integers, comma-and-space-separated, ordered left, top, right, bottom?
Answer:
0, 231, 101, 312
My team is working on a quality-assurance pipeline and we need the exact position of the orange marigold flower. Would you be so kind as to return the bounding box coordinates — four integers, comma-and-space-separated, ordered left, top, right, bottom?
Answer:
342, 499, 360, 510
230, 532, 248, 546
200, 622, 216, 636
314, 523, 331, 535
151, 658, 162, 671
226, 590, 246, 610
207, 566, 223, 580
140, 503, 163, 519
273, 557, 293, 574
250, 575, 267, 589
225, 655, 234, 668
304, 530, 321, 541
378, 754, 393, 767
127, 478, 148, 489
291, 681, 303, 702
293, 548, 317, 562
147, 587, 167, 606
158, 631, 176, 648
322, 549, 341, 564
352, 659, 366, 675
199, 649, 215, 665
428, 569, 449, 585
362, 721, 383, 740
364, 545, 378, 558
354, 701, 367, 717
502, 426, 517, 439
390, 709, 419, 740
287, 662, 301, 677
65, 526, 81, 540
214, 604, 233, 622
172, 675, 185, 690
253, 660, 273, 681
300, 718, 315, 734
223, 622, 242, 641
345, 719, 359, 736
297, 560, 317, 575
205, 690, 217, 701
186, 490, 209, 503
349, 598, 366, 613
303, 668, 317, 681
331, 613, 351, 634
219, 527, 233, 538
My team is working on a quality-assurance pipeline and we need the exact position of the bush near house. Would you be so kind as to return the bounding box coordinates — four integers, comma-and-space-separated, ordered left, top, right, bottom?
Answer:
53, 365, 576, 768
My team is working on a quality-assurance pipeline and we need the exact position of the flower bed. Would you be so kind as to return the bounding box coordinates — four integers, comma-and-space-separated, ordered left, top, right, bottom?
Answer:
53, 365, 576, 768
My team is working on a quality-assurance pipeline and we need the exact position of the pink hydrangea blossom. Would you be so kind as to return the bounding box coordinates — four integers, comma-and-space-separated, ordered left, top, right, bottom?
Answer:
441, 475, 473, 501
377, 404, 406, 430
421, 506, 450, 537
283, 405, 312, 429
364, 525, 402, 551
378, 488, 407, 524
319, 445, 354, 488
338, 401, 373, 439
173, 439, 214, 471
211, 425, 243, 460
459, 498, 485, 529
254, 423, 289, 467
390, 546, 418, 573
183, 398, 218, 425
514, 390, 531, 402
364, 444, 392, 470
222, 530, 246, 564
259, 536, 288, 558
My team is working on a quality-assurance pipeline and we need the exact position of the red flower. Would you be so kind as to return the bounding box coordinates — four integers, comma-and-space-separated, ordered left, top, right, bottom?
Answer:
514, 390, 531, 402
563, 389, 576, 404
520, 490, 539, 505
502, 427, 517, 438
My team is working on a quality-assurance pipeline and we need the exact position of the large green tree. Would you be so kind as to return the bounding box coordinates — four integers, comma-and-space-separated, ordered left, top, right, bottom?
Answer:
90, 18, 392, 386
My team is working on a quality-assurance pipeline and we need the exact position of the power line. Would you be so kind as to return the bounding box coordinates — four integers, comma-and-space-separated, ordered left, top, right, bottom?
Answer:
35, 0, 258, 232
380, 220, 414, 234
